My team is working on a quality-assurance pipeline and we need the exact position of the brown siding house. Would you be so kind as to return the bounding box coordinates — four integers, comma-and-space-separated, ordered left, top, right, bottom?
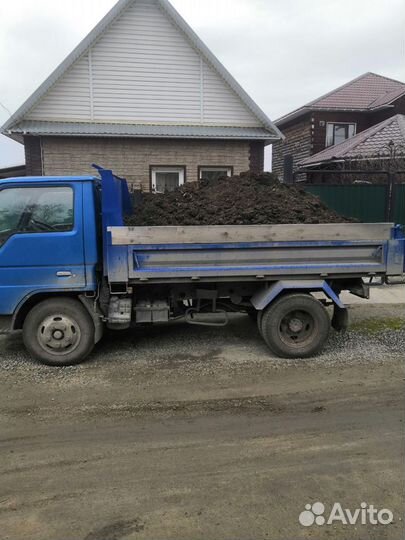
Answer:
299, 114, 405, 171
2, 0, 282, 190
272, 72, 405, 180
272, 115, 312, 180
0, 164, 26, 179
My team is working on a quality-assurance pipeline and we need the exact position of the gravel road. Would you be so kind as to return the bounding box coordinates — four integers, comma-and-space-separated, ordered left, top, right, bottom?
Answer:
0, 304, 404, 540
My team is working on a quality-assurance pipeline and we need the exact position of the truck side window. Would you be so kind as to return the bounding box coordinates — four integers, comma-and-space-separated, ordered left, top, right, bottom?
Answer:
0, 186, 74, 246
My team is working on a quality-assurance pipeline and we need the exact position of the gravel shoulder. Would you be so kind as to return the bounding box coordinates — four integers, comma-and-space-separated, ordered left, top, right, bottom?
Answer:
0, 303, 404, 540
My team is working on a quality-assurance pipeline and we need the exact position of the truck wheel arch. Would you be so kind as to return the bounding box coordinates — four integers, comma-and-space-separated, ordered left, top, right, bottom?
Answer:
12, 292, 103, 344
251, 280, 349, 334
250, 280, 345, 311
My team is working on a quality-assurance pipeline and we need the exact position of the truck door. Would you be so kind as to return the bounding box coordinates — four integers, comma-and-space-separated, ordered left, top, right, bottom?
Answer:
0, 182, 86, 315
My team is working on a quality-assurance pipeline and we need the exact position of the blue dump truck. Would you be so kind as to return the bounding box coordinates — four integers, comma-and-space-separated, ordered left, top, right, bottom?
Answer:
0, 166, 404, 366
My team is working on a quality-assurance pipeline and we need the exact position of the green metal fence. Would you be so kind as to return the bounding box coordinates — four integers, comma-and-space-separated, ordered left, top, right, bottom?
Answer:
305, 184, 405, 225
393, 184, 405, 226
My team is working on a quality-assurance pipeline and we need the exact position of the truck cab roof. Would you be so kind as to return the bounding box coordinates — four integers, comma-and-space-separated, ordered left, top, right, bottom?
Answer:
0, 176, 97, 184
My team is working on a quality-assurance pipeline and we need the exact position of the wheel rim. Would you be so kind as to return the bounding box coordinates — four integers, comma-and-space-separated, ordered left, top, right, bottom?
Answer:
278, 309, 316, 348
37, 314, 82, 356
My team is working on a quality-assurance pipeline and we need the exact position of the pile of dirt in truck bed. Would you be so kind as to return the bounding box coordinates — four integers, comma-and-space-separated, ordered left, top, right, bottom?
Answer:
125, 172, 353, 226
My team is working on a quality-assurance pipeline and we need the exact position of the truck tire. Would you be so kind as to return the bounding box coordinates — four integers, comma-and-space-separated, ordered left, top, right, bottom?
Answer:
260, 293, 330, 358
23, 298, 95, 366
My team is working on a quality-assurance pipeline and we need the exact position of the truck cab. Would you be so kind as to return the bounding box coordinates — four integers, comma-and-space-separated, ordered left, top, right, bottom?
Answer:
0, 176, 99, 312
0, 176, 103, 362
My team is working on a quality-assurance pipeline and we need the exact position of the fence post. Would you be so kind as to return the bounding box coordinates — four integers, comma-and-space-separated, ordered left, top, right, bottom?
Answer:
386, 172, 395, 221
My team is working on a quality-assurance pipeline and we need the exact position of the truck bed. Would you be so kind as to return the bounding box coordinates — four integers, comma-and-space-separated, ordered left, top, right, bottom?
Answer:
106, 223, 405, 283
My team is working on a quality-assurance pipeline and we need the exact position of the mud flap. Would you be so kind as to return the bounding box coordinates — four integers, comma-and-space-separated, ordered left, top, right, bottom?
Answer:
79, 295, 105, 344
332, 305, 349, 332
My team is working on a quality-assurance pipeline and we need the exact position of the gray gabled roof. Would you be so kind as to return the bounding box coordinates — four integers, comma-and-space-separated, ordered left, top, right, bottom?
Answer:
2, 0, 283, 140
10, 121, 274, 141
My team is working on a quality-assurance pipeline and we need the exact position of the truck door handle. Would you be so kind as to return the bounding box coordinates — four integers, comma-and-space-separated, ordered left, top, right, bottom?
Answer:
56, 271, 73, 277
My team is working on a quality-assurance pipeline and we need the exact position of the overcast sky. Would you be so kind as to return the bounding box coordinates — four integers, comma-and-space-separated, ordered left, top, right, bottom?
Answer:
0, 0, 404, 169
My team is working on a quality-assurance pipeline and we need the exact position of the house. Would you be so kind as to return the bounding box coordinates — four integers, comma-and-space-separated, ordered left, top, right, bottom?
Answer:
0, 164, 26, 179
272, 72, 405, 181
298, 114, 405, 170
1, 0, 282, 191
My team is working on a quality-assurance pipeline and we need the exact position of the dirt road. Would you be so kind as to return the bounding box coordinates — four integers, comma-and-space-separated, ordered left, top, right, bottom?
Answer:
1, 304, 404, 540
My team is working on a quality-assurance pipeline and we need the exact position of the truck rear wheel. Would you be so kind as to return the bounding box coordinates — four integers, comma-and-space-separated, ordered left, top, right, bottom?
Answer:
260, 293, 330, 358
23, 298, 95, 366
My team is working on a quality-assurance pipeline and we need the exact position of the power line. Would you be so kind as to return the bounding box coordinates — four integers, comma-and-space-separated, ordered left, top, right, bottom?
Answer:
0, 101, 11, 116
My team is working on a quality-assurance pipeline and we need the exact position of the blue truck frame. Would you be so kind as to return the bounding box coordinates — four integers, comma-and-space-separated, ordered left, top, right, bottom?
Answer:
0, 166, 404, 366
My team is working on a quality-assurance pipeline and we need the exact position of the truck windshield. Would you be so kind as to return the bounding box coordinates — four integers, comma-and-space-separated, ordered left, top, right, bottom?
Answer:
0, 186, 74, 246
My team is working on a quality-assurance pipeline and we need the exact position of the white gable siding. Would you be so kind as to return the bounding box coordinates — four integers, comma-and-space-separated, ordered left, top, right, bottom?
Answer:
27, 55, 91, 120
202, 62, 258, 125
91, 0, 202, 123
26, 0, 261, 128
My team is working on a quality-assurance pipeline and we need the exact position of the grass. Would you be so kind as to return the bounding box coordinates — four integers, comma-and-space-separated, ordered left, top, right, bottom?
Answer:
351, 317, 405, 334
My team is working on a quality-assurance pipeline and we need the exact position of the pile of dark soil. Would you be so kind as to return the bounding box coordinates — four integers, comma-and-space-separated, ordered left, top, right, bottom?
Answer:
125, 172, 353, 226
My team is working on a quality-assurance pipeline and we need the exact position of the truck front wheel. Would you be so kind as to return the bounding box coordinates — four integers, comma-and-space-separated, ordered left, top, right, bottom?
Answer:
23, 298, 95, 366
260, 293, 330, 358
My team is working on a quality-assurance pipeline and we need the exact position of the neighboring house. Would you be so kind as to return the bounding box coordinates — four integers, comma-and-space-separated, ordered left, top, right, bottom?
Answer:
1, 0, 282, 191
0, 164, 26, 179
272, 72, 405, 181
298, 114, 405, 170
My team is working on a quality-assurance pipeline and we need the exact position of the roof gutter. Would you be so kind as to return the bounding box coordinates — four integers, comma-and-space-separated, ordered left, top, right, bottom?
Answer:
298, 159, 341, 169
299, 154, 399, 169
275, 108, 311, 127
7, 126, 279, 143
276, 104, 402, 127
368, 104, 395, 113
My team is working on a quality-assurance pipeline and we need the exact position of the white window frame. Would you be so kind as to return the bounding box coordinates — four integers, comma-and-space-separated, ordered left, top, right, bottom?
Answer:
199, 166, 233, 180
325, 122, 357, 147
151, 166, 185, 193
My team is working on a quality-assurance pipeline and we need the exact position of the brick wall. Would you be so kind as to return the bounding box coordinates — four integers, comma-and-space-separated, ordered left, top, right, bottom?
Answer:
249, 141, 265, 172
40, 137, 253, 189
24, 136, 43, 176
272, 116, 312, 180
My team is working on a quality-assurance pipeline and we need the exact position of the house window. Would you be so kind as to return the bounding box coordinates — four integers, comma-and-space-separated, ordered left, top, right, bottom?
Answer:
199, 166, 233, 182
325, 123, 356, 147
151, 166, 185, 193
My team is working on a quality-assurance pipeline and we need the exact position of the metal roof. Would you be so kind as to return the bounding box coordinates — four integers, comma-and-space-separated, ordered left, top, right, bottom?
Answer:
0, 163, 25, 172
2, 0, 283, 141
0, 175, 96, 184
0, 164, 26, 179
276, 73, 405, 127
299, 114, 405, 167
9, 121, 276, 141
